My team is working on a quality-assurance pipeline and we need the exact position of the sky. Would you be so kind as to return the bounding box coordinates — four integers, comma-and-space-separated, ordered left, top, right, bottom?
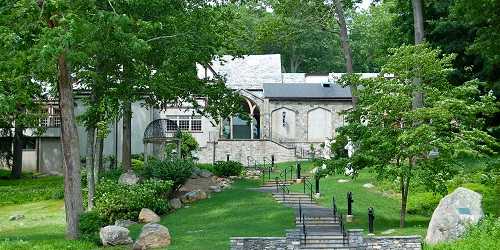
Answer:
358, 0, 372, 10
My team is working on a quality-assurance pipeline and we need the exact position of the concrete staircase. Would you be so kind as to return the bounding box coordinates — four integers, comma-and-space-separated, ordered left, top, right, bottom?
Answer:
265, 181, 355, 250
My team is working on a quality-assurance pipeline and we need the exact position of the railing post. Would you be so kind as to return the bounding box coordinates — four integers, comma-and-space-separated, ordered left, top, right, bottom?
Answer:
271, 154, 275, 169
226, 154, 230, 161
332, 196, 337, 217
299, 199, 302, 223
347, 191, 354, 216
290, 165, 293, 180
315, 176, 320, 194
303, 178, 306, 193
302, 214, 306, 246
368, 207, 375, 234
268, 167, 271, 180
284, 168, 287, 182
296, 162, 301, 179
275, 177, 279, 193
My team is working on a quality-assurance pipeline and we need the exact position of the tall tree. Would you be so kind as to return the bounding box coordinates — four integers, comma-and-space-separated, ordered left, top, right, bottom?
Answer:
332, 0, 358, 104
330, 44, 498, 228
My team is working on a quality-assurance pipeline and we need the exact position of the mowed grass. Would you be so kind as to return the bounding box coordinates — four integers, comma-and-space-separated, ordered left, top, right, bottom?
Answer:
0, 177, 294, 250
128, 179, 295, 250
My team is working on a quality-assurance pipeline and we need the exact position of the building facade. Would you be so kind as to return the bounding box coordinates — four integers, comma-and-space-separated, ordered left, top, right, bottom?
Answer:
6, 54, 379, 174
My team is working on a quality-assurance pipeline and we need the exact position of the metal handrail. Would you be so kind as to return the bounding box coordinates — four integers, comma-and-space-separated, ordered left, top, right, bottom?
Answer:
302, 213, 306, 246
302, 177, 314, 201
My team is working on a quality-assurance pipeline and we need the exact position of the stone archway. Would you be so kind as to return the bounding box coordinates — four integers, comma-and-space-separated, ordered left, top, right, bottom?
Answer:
221, 95, 262, 140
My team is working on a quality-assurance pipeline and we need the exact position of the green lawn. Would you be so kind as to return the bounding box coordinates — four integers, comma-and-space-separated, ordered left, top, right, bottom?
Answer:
0, 177, 294, 250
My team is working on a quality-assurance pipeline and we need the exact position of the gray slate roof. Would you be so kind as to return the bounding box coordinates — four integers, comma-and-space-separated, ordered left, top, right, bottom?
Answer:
263, 83, 352, 100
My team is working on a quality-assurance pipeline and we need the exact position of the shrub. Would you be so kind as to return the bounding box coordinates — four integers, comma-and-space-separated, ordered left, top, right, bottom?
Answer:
132, 159, 145, 173
79, 210, 106, 244
197, 163, 215, 173
142, 158, 194, 191
94, 179, 172, 224
407, 192, 442, 216
165, 131, 199, 160
213, 161, 243, 177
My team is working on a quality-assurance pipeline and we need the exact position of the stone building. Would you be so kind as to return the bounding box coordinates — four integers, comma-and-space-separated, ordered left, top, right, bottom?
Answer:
2, 54, 377, 174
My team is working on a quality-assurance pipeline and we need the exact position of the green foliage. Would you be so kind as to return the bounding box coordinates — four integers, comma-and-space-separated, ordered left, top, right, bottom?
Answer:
132, 159, 145, 172
0, 170, 64, 205
142, 158, 194, 192
426, 217, 500, 250
79, 211, 106, 244
94, 179, 172, 224
213, 161, 243, 177
197, 163, 215, 173
165, 131, 199, 160
407, 192, 442, 216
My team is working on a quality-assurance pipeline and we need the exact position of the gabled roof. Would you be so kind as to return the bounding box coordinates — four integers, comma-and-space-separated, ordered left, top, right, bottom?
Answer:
263, 83, 352, 100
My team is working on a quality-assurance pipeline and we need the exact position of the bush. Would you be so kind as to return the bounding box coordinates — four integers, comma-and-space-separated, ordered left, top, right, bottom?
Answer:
79, 210, 106, 244
94, 179, 172, 224
213, 161, 243, 177
197, 163, 215, 173
132, 159, 145, 173
165, 131, 199, 160
407, 192, 442, 216
142, 158, 194, 191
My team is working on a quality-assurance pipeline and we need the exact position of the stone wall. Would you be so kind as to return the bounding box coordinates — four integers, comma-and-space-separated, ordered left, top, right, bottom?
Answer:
230, 237, 288, 250
347, 230, 422, 250
198, 139, 297, 164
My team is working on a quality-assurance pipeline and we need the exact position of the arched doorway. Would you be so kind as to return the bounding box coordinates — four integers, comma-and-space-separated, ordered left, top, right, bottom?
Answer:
221, 98, 260, 140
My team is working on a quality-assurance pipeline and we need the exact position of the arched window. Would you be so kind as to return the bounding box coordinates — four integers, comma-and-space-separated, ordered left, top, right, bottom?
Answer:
221, 98, 260, 140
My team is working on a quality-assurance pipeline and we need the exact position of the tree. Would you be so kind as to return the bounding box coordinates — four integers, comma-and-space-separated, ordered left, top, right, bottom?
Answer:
331, 0, 358, 104
330, 44, 498, 228
0, 0, 46, 179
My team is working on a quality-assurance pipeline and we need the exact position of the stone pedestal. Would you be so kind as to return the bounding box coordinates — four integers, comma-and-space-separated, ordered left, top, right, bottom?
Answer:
314, 193, 320, 199
346, 215, 354, 223
295, 179, 303, 184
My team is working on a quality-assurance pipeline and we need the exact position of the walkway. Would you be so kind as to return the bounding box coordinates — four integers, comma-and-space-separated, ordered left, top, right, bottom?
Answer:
252, 180, 356, 250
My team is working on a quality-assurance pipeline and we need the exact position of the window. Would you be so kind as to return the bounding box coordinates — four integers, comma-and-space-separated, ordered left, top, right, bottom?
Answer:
40, 105, 61, 127
165, 115, 202, 132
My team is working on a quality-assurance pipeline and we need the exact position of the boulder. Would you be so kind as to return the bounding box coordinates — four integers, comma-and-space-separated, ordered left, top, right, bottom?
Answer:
363, 183, 375, 189
115, 219, 137, 228
180, 189, 207, 203
118, 171, 139, 185
425, 187, 483, 245
198, 169, 213, 178
9, 214, 24, 221
169, 198, 182, 210
133, 223, 171, 250
100, 225, 133, 246
138, 208, 161, 223
209, 185, 222, 193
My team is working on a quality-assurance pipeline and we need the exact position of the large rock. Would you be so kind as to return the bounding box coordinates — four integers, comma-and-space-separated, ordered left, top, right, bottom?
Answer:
180, 189, 207, 203
9, 214, 24, 221
118, 171, 139, 185
169, 198, 182, 210
425, 187, 483, 245
100, 225, 133, 246
198, 169, 213, 178
138, 208, 161, 223
133, 223, 171, 250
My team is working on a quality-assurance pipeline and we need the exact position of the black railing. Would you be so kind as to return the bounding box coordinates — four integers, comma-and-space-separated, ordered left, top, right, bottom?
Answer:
302, 177, 314, 201
302, 213, 306, 246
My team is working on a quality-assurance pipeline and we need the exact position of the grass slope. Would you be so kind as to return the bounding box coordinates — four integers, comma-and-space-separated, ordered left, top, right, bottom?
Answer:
0, 178, 294, 250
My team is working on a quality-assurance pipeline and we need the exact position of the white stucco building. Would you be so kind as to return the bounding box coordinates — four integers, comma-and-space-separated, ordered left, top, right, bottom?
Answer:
4, 54, 380, 174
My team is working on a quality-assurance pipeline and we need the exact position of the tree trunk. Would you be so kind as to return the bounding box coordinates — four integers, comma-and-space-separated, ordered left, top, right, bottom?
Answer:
58, 51, 84, 239
412, 0, 424, 109
85, 127, 95, 210
412, 0, 424, 44
94, 135, 103, 182
333, 0, 357, 105
400, 160, 412, 228
11, 125, 23, 179
122, 101, 132, 172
